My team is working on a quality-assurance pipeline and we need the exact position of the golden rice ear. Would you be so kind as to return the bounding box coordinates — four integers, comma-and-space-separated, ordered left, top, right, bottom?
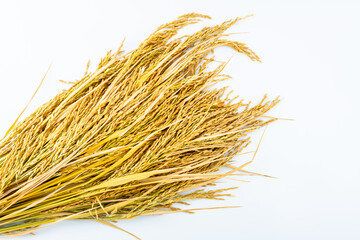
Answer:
0, 13, 279, 237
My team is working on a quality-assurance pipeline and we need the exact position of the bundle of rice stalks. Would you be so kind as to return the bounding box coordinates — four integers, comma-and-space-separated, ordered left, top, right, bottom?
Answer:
0, 13, 279, 237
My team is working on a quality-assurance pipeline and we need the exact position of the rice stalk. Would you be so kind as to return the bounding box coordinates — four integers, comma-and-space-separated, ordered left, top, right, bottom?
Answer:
0, 13, 279, 237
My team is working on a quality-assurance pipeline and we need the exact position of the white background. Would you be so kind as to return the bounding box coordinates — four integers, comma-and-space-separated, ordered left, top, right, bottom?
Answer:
0, 0, 359, 239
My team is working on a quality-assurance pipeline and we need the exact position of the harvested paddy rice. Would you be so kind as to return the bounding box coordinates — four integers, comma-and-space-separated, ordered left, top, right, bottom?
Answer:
0, 13, 279, 237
